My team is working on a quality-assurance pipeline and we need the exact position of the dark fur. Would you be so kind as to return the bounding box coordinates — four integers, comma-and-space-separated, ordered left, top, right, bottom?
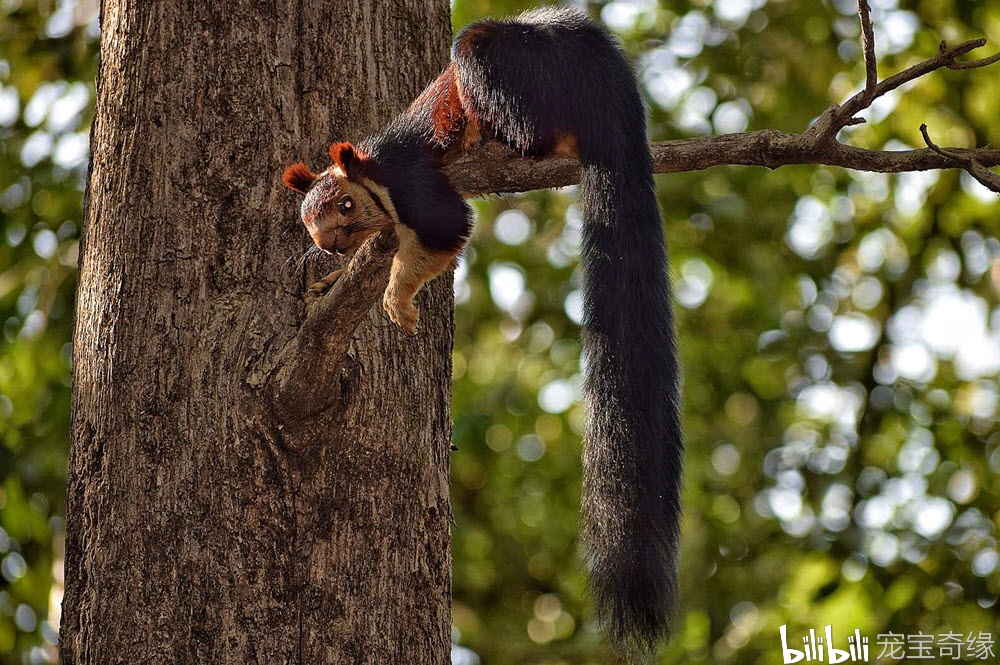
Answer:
357, 117, 473, 251
296, 6, 682, 651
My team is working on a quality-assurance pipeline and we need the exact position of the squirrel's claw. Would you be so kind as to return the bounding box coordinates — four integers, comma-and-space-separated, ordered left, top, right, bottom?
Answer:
305, 268, 346, 301
383, 291, 419, 336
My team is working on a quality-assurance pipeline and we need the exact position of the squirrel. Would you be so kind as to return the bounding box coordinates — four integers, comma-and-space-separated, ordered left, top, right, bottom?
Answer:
282, 6, 682, 653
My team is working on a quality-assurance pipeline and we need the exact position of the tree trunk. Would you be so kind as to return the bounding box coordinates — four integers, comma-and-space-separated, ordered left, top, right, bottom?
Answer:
62, 1, 455, 663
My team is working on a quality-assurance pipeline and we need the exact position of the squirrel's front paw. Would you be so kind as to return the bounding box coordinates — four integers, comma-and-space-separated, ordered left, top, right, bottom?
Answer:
383, 291, 419, 335
305, 283, 328, 302
305, 268, 345, 301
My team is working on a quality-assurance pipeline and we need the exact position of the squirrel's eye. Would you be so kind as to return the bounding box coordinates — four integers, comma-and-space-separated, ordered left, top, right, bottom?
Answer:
338, 196, 355, 214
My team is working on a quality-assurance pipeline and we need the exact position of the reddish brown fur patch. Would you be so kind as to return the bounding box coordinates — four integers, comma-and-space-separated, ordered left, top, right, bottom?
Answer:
329, 142, 369, 180
461, 120, 483, 151
407, 63, 468, 147
554, 132, 579, 159
282, 163, 318, 194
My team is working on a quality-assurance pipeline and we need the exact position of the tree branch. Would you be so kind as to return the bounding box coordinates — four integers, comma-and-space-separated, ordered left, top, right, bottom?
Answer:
805, 37, 987, 141
270, 11, 998, 419
857, 0, 878, 106
443, 31, 1000, 196
444, 134, 1000, 196
269, 227, 397, 424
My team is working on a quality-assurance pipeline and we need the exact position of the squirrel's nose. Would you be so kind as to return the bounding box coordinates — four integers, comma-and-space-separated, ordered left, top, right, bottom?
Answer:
311, 229, 340, 255
331, 230, 352, 255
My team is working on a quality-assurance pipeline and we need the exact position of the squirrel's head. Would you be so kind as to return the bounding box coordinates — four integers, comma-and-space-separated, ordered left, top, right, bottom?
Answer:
281, 142, 396, 256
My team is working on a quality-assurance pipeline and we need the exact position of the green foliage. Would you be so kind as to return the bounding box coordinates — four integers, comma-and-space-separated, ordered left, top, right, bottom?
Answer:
0, 0, 96, 660
2, 1, 999, 664
448, 1, 1000, 663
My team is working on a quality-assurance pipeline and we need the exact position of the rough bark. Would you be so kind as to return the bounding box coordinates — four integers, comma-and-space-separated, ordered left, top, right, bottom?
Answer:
63, 1, 455, 663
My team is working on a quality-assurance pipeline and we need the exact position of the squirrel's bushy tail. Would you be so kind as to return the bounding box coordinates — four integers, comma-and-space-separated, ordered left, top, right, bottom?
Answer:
578, 131, 682, 651
451, 6, 683, 651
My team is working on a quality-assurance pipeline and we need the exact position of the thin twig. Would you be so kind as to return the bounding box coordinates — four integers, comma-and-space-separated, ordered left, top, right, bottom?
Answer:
857, 0, 878, 104
856, 38, 983, 107
947, 48, 1000, 70
807, 38, 986, 140
920, 124, 1000, 193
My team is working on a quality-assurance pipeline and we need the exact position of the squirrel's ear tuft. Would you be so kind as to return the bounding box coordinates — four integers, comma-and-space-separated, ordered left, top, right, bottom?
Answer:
329, 142, 367, 180
282, 163, 317, 195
